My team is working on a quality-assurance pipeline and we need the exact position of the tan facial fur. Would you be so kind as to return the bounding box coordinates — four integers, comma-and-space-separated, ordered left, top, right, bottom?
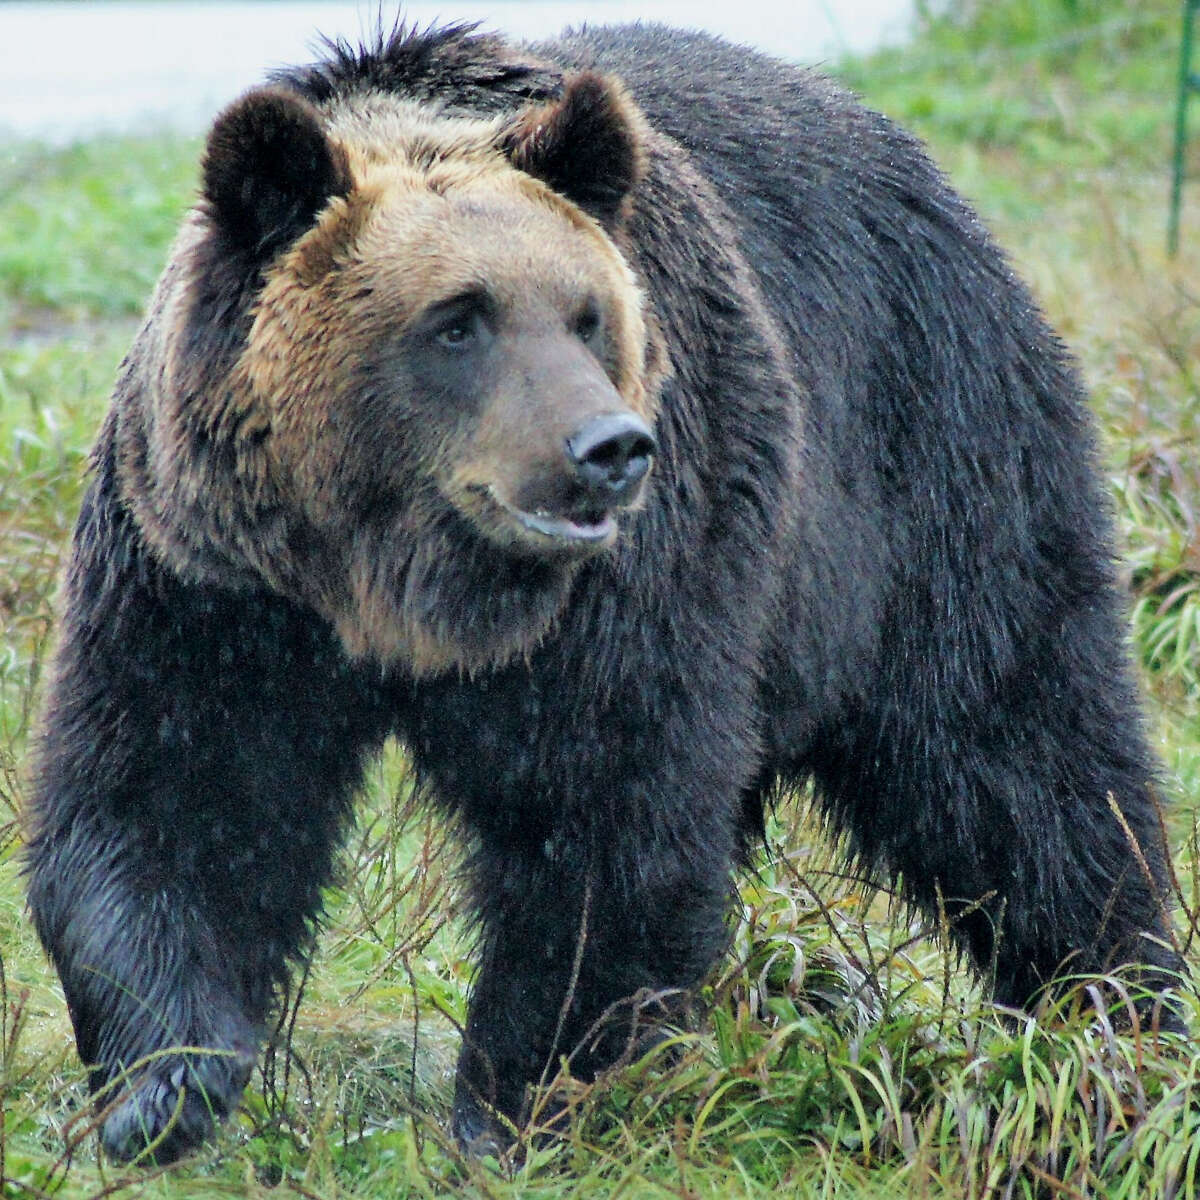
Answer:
217, 93, 660, 673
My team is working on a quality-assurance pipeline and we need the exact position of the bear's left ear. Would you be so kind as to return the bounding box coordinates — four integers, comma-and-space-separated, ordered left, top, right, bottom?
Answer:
501, 73, 646, 230
202, 87, 352, 263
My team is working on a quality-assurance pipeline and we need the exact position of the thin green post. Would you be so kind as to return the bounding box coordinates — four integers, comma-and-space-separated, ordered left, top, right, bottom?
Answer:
1169, 0, 1200, 256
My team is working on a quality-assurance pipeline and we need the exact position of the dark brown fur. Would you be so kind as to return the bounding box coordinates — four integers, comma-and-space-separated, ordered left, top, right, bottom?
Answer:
27, 21, 1183, 1166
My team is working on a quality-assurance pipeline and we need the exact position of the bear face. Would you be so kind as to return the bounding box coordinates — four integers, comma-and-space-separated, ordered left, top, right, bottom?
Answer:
122, 78, 661, 675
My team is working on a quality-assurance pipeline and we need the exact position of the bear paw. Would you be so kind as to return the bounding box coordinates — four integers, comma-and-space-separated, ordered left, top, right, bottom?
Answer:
100, 1050, 254, 1165
452, 1091, 508, 1158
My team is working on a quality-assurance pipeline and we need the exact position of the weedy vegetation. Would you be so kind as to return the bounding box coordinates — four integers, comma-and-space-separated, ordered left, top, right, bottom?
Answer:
1, 1, 1197, 1196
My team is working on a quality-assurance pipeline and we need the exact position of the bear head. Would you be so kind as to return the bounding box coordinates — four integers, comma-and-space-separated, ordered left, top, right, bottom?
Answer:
120, 73, 665, 675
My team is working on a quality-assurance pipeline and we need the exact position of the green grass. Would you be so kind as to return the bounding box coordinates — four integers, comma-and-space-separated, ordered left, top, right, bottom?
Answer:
2, 1, 1198, 1195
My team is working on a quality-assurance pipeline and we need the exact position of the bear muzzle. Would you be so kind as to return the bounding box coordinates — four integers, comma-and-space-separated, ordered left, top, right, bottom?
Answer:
502, 410, 656, 549
457, 410, 656, 555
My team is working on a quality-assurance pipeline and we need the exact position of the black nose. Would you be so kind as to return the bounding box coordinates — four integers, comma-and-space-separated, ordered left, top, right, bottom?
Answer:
565, 412, 657, 505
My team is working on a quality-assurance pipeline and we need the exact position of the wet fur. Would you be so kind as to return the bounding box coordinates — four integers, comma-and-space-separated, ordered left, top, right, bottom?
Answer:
27, 20, 1182, 1164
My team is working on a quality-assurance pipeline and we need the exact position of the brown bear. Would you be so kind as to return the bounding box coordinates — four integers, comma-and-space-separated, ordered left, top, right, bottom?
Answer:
27, 20, 1181, 1165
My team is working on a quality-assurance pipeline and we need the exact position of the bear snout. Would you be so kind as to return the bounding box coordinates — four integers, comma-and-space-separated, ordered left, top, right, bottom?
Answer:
496, 410, 655, 549
452, 407, 657, 554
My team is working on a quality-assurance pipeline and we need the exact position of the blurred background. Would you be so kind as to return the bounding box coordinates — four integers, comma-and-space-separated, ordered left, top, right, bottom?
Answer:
0, 0, 919, 141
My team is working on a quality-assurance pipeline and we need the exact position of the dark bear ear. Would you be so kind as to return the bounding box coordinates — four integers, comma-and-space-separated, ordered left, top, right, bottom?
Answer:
501, 73, 645, 230
202, 87, 351, 261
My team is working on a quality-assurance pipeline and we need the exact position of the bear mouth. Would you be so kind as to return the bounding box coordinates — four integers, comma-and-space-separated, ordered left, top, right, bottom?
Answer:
478, 487, 618, 549
501, 498, 617, 545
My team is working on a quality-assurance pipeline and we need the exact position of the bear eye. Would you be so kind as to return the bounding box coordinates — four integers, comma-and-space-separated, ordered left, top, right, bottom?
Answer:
436, 320, 475, 348
433, 307, 487, 349
418, 290, 495, 353
574, 301, 603, 345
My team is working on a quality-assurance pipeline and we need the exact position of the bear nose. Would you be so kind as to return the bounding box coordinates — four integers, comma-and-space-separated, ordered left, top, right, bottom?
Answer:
565, 413, 657, 505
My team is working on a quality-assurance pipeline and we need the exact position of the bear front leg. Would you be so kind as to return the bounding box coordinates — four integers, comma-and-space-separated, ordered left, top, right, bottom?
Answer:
27, 482, 392, 1162
27, 810, 261, 1163
450, 822, 736, 1149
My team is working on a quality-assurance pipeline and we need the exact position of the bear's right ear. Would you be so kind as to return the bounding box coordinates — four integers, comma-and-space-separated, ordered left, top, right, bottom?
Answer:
202, 88, 351, 263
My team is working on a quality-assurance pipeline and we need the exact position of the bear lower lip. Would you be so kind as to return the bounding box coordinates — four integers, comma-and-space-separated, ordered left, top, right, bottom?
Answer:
479, 486, 616, 544
514, 508, 616, 543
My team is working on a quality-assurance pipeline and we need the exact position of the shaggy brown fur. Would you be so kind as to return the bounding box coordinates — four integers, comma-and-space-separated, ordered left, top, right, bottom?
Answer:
119, 76, 659, 674
27, 21, 1182, 1167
